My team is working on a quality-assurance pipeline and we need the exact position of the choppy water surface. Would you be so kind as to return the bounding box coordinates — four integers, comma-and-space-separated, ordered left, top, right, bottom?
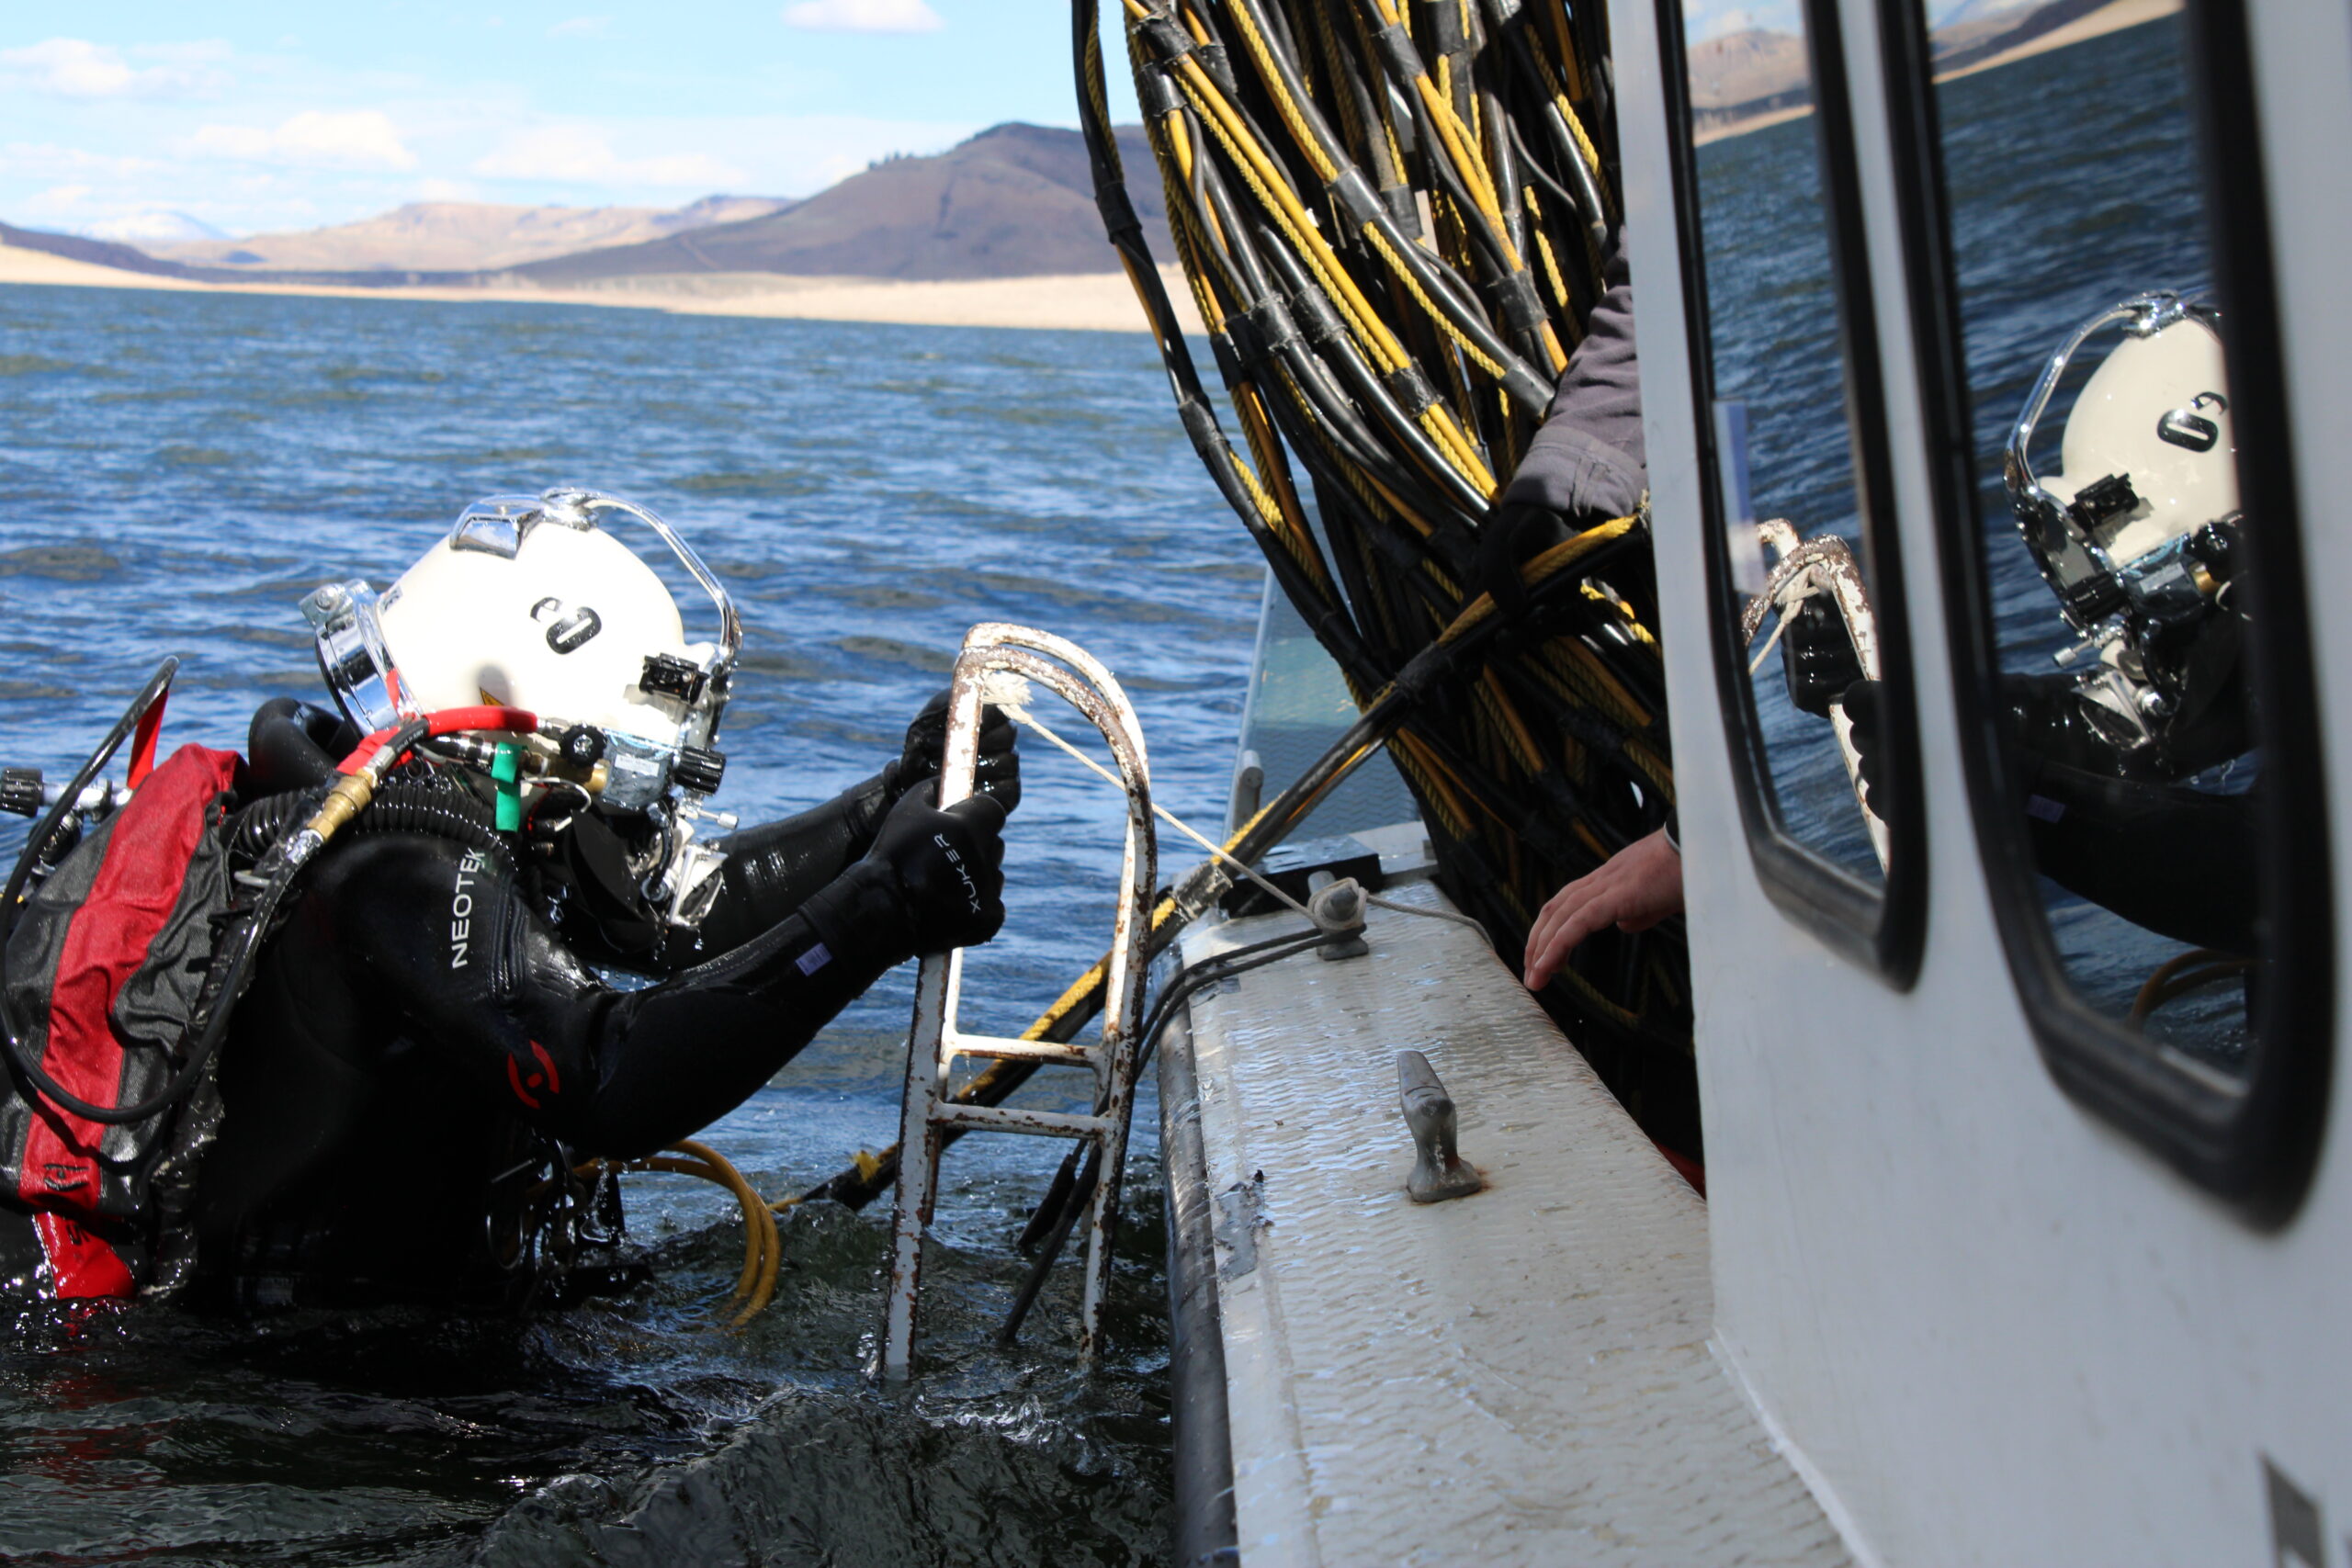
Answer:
0, 288, 1258, 1563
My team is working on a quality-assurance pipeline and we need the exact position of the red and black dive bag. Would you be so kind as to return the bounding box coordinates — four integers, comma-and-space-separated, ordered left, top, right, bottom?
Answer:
0, 744, 242, 1299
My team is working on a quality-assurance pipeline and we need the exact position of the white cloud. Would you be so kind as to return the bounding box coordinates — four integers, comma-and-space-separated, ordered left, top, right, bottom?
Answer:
548, 17, 612, 37
187, 110, 416, 171
0, 142, 161, 180
0, 38, 226, 99
472, 126, 741, 187
781, 0, 944, 34
415, 176, 483, 201
21, 184, 92, 218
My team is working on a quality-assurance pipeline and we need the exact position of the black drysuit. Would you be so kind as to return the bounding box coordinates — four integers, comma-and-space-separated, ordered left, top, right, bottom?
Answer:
187, 699, 983, 1309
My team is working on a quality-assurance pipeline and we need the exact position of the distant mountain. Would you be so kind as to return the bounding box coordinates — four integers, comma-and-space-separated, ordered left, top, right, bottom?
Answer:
0, 220, 195, 278
1685, 28, 1809, 114
1931, 0, 2125, 68
9, 124, 1175, 289
1687, 0, 2133, 130
152, 196, 796, 273
512, 123, 1174, 286
77, 210, 224, 244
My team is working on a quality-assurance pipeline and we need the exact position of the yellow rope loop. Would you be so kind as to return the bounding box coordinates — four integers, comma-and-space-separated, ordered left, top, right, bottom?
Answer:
1159, 47, 1413, 377
1477, 669, 1547, 774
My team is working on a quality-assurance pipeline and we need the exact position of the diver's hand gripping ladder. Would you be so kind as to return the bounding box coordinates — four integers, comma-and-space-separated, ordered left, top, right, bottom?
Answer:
880, 624, 1156, 1382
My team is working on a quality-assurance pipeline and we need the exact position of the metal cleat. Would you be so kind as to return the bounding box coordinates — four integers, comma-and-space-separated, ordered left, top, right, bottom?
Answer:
1397, 1050, 1484, 1203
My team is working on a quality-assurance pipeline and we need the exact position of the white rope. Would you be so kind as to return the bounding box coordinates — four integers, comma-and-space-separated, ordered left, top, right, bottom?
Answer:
1747, 563, 1823, 675
998, 694, 1494, 948
998, 698, 1318, 923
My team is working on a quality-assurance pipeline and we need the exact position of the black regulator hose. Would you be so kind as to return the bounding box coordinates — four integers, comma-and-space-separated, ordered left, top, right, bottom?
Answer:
228, 773, 514, 875
0, 658, 178, 953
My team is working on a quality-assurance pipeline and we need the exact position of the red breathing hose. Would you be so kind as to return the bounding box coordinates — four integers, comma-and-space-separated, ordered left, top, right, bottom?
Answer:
336, 705, 539, 773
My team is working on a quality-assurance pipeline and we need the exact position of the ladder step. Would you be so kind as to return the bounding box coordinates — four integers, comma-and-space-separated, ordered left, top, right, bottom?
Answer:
947, 1032, 1096, 1066
934, 1102, 1110, 1138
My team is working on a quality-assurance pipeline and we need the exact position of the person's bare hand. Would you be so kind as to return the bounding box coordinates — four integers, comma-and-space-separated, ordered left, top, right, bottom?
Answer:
1522, 827, 1684, 991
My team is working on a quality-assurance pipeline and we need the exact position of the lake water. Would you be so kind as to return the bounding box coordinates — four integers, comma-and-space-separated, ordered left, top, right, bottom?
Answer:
0, 16, 2242, 1562
0, 287, 1258, 1563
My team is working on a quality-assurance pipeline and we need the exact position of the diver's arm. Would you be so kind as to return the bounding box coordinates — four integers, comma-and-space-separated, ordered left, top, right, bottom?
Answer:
1998, 673, 2149, 778
1845, 676, 2256, 949
319, 791, 1004, 1158
695, 772, 894, 954
695, 694, 1022, 956
2019, 761, 2259, 953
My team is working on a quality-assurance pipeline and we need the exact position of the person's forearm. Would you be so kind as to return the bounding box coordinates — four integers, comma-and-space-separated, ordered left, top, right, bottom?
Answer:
562, 890, 903, 1156
694, 771, 892, 953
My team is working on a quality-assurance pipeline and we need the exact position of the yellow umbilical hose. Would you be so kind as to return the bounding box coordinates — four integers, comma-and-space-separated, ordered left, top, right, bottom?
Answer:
586, 1139, 785, 1330
2129, 949, 2256, 1028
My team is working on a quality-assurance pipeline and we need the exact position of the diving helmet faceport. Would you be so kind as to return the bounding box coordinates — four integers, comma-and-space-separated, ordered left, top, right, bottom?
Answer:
300, 488, 742, 813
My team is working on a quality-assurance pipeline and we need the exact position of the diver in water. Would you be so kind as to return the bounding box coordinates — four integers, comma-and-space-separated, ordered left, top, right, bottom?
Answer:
1523, 290, 2260, 990
0, 489, 1019, 1308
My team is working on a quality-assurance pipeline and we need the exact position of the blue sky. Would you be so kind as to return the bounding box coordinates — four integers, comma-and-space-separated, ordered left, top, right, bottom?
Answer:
0, 1, 1141, 237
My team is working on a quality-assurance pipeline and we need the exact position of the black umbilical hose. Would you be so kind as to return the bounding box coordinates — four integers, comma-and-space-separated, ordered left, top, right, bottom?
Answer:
999, 925, 1342, 1343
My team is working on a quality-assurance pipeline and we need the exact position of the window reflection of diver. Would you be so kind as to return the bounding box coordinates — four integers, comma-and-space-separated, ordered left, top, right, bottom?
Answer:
1837, 292, 2258, 955
0, 491, 1017, 1307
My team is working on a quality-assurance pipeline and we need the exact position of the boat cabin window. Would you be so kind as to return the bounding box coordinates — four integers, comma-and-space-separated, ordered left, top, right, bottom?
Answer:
1887, 0, 2329, 1214
1666, 0, 1924, 979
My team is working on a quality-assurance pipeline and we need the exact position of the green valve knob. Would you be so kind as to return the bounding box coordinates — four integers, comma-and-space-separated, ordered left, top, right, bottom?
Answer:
492, 742, 524, 832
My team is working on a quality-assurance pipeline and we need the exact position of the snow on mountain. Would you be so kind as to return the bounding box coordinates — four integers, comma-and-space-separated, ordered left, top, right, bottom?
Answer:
75, 210, 227, 244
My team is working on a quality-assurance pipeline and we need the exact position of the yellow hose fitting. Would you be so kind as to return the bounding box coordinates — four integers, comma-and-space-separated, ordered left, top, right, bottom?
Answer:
302, 772, 376, 844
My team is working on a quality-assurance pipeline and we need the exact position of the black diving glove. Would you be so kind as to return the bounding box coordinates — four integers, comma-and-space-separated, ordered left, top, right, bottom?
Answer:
802, 783, 1008, 964
1842, 678, 1884, 818
1782, 597, 1866, 718
888, 689, 1022, 813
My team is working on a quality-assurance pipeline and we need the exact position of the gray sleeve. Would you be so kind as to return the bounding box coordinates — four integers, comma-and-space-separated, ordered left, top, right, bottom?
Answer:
1501, 242, 1645, 523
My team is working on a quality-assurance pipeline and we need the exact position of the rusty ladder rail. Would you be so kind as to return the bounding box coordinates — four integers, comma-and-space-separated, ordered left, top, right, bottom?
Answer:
879, 623, 1157, 1382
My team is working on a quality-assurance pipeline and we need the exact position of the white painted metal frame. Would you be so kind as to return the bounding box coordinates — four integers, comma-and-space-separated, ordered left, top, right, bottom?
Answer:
1614, 0, 2352, 1558
879, 623, 1157, 1381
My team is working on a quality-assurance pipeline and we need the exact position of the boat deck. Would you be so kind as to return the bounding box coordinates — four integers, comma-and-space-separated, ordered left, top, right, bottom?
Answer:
1172, 835, 1849, 1566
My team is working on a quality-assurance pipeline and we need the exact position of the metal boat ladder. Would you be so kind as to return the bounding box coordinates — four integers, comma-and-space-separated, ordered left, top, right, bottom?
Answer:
880, 623, 1157, 1381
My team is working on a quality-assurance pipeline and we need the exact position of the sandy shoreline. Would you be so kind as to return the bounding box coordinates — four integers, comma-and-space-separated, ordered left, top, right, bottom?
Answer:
0, 243, 1206, 336
1695, 0, 2180, 145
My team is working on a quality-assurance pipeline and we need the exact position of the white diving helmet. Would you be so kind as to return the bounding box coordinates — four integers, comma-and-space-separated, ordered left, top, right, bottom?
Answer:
300, 489, 744, 924
2006, 291, 2241, 636
2005, 293, 2250, 762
